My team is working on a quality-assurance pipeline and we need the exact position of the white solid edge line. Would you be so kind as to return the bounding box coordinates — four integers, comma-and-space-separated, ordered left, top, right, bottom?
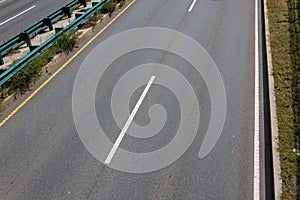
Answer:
254, 0, 260, 198
0, 5, 36, 26
188, 0, 197, 12
0, 0, 6, 4
104, 76, 156, 164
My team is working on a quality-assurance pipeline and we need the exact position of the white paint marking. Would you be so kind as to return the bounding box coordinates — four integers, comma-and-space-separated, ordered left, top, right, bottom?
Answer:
0, 5, 36, 26
0, 0, 6, 4
254, 0, 260, 198
188, 0, 197, 12
104, 76, 156, 164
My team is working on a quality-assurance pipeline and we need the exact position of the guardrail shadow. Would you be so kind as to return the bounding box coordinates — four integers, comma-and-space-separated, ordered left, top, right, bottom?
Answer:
261, 0, 275, 199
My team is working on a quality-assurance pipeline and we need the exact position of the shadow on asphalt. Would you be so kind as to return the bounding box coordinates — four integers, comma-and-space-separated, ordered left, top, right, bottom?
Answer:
261, 0, 275, 199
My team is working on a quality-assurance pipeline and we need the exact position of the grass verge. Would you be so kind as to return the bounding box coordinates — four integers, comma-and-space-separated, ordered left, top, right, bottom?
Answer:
1, 33, 78, 98
101, 0, 125, 16
267, 0, 300, 199
0, 0, 128, 110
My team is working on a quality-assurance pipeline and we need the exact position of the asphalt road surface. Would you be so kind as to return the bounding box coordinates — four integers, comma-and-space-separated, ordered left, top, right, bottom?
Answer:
0, 0, 73, 44
0, 0, 271, 199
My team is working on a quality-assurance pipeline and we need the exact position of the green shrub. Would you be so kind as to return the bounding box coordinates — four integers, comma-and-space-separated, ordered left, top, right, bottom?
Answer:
100, 1, 117, 16
56, 33, 78, 53
8, 50, 54, 93
90, 10, 103, 23
118, 0, 125, 8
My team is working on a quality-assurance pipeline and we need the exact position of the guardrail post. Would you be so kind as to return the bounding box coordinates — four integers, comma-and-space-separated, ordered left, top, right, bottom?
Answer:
20, 33, 32, 46
0, 54, 4, 65
43, 18, 53, 31
62, 7, 72, 18
79, 0, 87, 7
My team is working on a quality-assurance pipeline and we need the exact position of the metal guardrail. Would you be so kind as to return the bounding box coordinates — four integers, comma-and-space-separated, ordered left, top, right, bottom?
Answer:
0, 0, 87, 65
0, 0, 110, 86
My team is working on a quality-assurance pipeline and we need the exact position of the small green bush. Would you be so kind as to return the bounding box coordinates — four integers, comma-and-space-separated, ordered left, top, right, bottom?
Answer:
100, 1, 117, 16
56, 33, 78, 53
118, 0, 125, 8
8, 50, 55, 93
90, 10, 103, 23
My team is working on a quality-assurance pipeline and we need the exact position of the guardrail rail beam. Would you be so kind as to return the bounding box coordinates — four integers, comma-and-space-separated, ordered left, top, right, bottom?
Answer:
0, 0, 110, 85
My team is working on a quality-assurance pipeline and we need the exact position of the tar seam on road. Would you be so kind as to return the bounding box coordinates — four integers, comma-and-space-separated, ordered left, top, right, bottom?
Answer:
254, 0, 260, 198
104, 76, 156, 164
188, 0, 197, 12
0, 0, 137, 128
0, 5, 36, 26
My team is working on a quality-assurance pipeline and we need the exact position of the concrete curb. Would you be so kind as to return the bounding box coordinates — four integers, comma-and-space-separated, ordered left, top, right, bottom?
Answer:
263, 0, 282, 199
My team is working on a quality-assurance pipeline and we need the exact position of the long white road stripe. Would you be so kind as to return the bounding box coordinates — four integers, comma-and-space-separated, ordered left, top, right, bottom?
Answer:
188, 0, 197, 12
254, 0, 260, 198
104, 76, 156, 164
0, 5, 36, 26
0, 0, 6, 4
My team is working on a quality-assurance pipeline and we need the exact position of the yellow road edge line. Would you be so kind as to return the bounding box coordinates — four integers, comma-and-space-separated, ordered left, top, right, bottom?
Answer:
0, 0, 136, 128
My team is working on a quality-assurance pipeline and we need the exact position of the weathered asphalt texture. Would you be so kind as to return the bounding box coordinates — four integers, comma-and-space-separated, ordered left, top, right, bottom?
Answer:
0, 0, 268, 199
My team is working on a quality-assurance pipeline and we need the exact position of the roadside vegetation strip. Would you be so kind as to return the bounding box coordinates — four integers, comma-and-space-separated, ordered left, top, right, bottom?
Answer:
0, 0, 125, 100
0, 0, 120, 87
267, 0, 300, 199
1, 33, 78, 97
0, 0, 133, 125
